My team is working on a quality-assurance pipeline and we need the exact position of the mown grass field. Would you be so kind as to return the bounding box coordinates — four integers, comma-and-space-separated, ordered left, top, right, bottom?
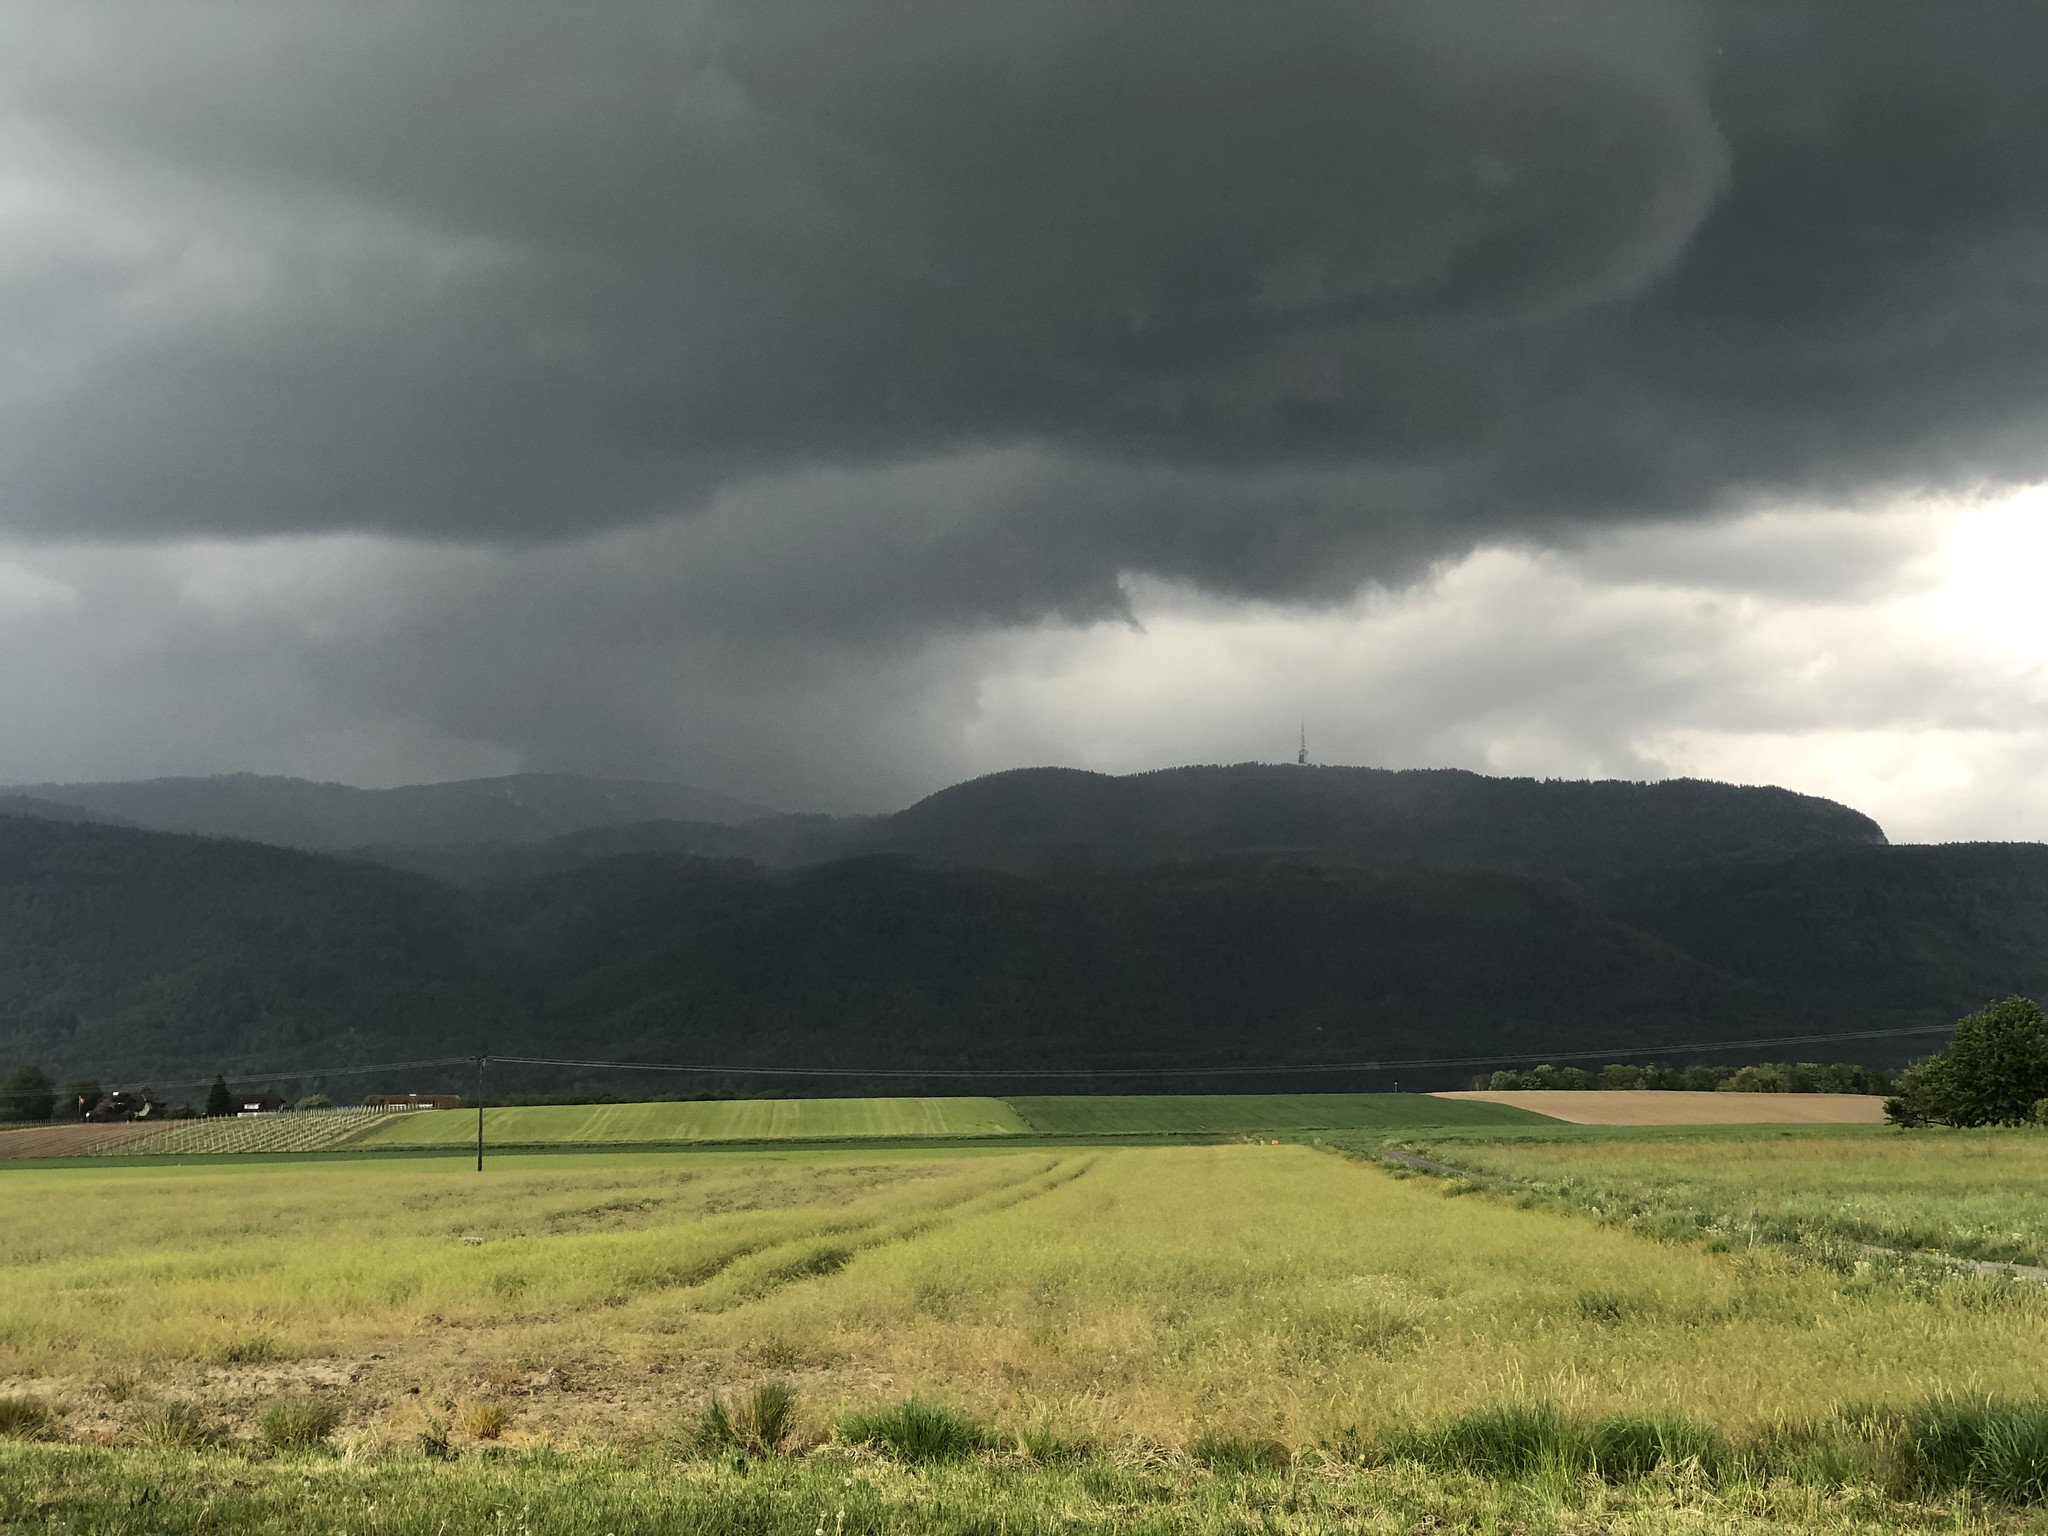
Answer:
9, 1134, 2048, 1530
6, 1142, 2048, 1445
1005, 1092, 1555, 1134
1395, 1124, 2048, 1269
357, 1096, 1031, 1147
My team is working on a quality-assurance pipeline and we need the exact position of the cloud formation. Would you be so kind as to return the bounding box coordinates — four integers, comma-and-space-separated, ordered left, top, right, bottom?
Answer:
3, 493, 2047, 841
3, 3, 2048, 827
6, 6, 2048, 557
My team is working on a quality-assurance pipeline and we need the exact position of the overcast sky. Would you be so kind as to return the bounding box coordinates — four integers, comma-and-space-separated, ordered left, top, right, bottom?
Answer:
3, 1, 2047, 841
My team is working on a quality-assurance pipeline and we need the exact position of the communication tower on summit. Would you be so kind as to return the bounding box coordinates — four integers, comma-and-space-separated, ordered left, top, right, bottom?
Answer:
1297, 719, 1309, 766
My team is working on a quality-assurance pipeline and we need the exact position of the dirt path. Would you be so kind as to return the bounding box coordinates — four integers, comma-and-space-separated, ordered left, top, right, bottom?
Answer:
1433, 1090, 1889, 1125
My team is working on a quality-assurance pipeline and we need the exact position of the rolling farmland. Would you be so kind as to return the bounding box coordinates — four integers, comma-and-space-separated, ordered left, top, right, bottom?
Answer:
6, 1142, 2046, 1443
105, 1107, 398, 1155
1397, 1123, 2048, 1269
1006, 1092, 1556, 1134
356, 1095, 1031, 1147
1435, 1090, 1891, 1125
6, 1129, 2048, 1530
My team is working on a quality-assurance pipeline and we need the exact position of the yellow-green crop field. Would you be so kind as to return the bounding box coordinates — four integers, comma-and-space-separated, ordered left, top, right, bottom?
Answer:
1399, 1125, 2048, 1269
356, 1096, 1031, 1147
5, 1139, 2048, 1449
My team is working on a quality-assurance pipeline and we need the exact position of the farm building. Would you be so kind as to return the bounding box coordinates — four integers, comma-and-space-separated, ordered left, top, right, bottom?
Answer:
87, 1090, 160, 1123
237, 1092, 287, 1116
363, 1093, 461, 1110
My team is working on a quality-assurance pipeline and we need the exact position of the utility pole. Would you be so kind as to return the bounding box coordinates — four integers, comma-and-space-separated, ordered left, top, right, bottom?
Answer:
476, 1052, 486, 1173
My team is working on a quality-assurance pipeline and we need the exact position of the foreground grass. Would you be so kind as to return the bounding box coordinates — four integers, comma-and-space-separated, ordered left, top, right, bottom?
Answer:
1006, 1092, 1556, 1134
7, 1144, 2048, 1452
1391, 1125, 2048, 1268
358, 1097, 1032, 1147
0, 1441, 2024, 1536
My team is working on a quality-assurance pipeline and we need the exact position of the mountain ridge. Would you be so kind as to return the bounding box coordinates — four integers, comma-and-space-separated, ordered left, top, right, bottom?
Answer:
0, 772, 775, 849
0, 763, 2030, 1099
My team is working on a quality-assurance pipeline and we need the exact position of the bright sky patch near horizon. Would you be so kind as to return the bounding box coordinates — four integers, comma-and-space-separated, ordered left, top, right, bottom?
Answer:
1, 2, 2046, 843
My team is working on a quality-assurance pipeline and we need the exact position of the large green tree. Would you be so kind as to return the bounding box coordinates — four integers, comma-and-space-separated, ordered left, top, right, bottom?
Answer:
204, 1075, 235, 1119
0, 1064, 56, 1122
1886, 996, 2048, 1126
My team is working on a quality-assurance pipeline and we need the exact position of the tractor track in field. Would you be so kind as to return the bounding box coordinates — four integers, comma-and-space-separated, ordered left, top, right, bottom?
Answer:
1365, 1145, 2048, 1285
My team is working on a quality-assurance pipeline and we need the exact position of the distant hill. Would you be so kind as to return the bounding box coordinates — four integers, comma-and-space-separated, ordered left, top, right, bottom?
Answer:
873, 766, 1887, 884
0, 773, 775, 849
357, 764, 1885, 891
0, 761, 2040, 1098
0, 815, 503, 1086
0, 794, 133, 829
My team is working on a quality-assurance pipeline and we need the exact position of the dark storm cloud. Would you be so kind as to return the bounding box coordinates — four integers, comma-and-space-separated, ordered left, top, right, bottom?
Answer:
4, 0, 2048, 613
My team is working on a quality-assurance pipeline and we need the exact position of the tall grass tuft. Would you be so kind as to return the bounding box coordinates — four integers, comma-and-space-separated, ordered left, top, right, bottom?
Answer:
0, 1396, 60, 1442
691, 1382, 797, 1457
1588, 1411, 1726, 1480
215, 1332, 283, 1366
458, 1399, 513, 1442
1188, 1434, 1290, 1474
835, 1398, 995, 1464
258, 1396, 339, 1452
1909, 1400, 2048, 1504
1382, 1402, 1585, 1479
133, 1402, 223, 1450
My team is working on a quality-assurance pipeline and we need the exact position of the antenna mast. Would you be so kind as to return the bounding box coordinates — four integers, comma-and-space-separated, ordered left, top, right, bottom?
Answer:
1297, 718, 1308, 766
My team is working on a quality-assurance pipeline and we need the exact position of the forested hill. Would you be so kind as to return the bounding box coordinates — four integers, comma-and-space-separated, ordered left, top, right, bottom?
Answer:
360, 764, 1888, 889
0, 772, 774, 849
874, 766, 1887, 883
0, 770, 2041, 1098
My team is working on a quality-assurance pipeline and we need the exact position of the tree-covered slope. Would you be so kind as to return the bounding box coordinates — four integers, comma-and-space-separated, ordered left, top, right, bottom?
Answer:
0, 772, 774, 849
0, 767, 2038, 1097
0, 816, 505, 1081
351, 764, 1888, 893
875, 765, 1887, 884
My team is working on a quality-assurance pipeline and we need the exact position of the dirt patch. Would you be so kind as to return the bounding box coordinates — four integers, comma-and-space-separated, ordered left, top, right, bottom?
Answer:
1431, 1091, 1889, 1125
0, 1123, 170, 1157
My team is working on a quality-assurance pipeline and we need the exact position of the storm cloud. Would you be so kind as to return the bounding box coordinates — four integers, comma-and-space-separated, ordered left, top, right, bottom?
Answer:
3, 2, 2048, 823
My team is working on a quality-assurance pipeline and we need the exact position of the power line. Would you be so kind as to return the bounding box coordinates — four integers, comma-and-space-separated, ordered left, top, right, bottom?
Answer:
103, 1055, 476, 1094
489, 1022, 1950, 1082
82, 1022, 1950, 1100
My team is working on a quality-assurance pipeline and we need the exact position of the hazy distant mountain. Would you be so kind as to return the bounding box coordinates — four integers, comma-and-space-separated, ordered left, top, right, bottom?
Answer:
874, 765, 1886, 885
358, 763, 1884, 890
0, 794, 134, 829
0, 763, 2037, 1097
358, 813, 866, 886
0, 772, 775, 849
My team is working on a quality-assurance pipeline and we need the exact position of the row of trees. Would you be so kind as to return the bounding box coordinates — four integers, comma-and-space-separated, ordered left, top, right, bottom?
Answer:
0, 1065, 269, 1122
1479, 1061, 1895, 1094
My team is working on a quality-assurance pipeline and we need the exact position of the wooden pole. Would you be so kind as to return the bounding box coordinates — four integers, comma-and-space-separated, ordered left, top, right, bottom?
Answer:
476, 1053, 486, 1173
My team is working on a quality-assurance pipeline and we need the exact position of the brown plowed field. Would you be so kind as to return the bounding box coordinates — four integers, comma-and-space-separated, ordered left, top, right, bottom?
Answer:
0, 1122, 171, 1157
1431, 1090, 1889, 1125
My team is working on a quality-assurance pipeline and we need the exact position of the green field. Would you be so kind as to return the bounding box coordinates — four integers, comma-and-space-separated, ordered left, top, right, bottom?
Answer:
1396, 1123, 2048, 1269
357, 1096, 1031, 1147
349, 1093, 1550, 1150
0, 1441, 2005, 1536
1006, 1091, 1557, 1134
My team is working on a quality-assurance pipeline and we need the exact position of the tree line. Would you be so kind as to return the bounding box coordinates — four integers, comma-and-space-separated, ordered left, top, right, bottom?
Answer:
1475, 1061, 1896, 1093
